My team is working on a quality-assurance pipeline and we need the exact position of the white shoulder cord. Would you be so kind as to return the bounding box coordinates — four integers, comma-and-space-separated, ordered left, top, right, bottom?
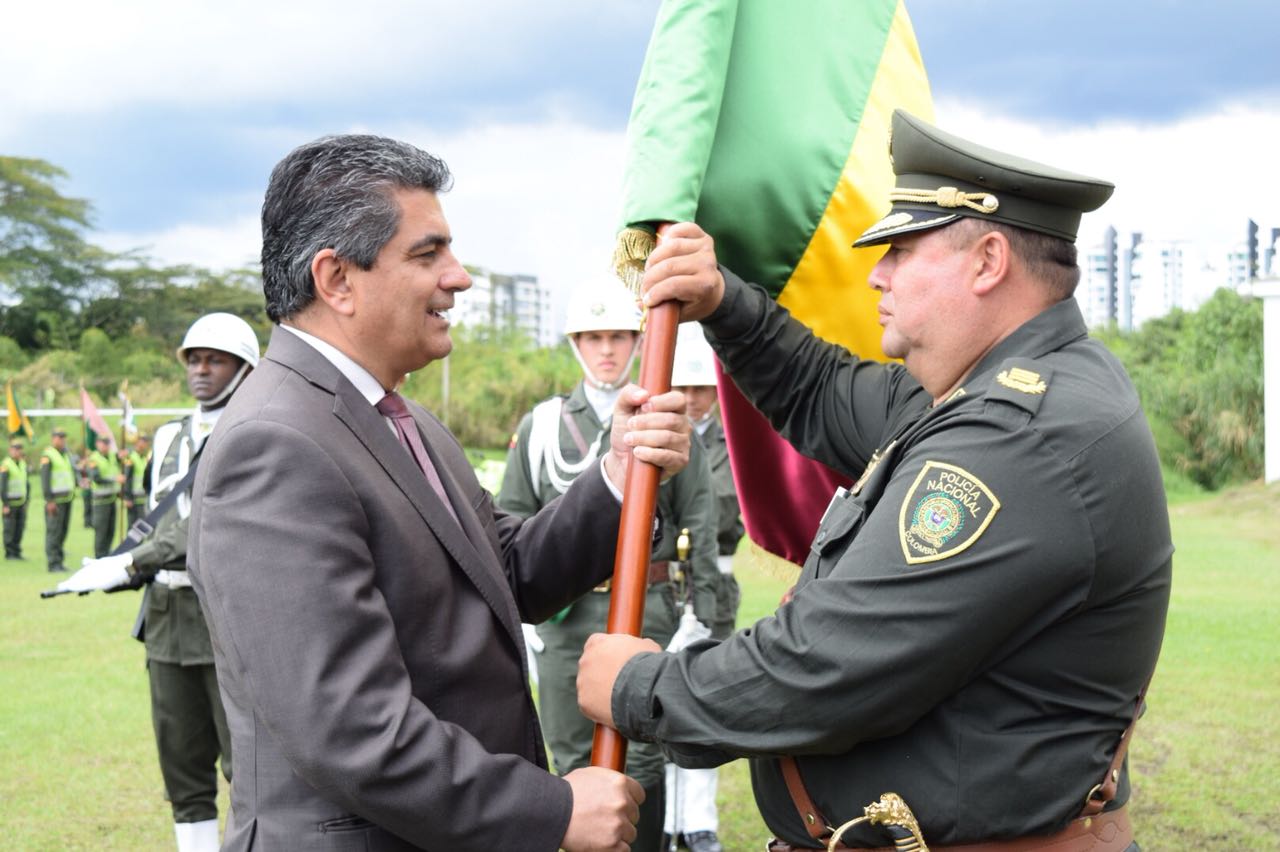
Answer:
527, 397, 608, 496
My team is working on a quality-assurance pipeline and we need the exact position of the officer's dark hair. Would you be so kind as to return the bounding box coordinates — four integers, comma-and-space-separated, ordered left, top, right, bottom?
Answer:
946, 218, 1081, 301
260, 134, 453, 322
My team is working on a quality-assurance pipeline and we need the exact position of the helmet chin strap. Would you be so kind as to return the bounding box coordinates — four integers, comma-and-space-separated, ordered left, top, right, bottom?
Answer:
198, 362, 251, 410
569, 335, 641, 391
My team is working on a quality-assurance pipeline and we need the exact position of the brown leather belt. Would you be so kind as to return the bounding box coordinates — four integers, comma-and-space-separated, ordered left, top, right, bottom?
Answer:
775, 686, 1148, 852
766, 805, 1132, 851
593, 561, 670, 592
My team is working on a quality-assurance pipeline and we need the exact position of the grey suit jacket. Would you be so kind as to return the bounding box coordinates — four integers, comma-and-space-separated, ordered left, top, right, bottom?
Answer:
189, 327, 621, 851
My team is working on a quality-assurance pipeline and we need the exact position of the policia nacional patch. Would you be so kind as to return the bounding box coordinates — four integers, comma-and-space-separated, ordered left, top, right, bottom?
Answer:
899, 461, 1001, 564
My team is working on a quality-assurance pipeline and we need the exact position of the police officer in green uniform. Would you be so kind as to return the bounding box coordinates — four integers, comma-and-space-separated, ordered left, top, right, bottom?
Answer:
58, 312, 260, 852
2, 439, 31, 559
39, 428, 75, 572
86, 433, 123, 557
123, 432, 151, 528
498, 281, 719, 852
578, 111, 1170, 851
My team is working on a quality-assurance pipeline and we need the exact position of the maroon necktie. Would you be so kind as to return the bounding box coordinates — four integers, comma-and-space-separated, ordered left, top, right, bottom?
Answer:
376, 392, 460, 526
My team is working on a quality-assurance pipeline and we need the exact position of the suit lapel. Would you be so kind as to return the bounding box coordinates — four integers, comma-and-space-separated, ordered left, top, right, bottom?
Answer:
414, 415, 525, 636
265, 328, 522, 643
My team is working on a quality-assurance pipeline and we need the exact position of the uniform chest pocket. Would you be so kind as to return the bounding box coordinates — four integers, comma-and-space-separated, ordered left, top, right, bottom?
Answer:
810, 497, 865, 558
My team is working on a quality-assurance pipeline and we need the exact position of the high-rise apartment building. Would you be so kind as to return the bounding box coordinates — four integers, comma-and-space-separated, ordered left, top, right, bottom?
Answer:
453, 267, 555, 347
1078, 220, 1274, 329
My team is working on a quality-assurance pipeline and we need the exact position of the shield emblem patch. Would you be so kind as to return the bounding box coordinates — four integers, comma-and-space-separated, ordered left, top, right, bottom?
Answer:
899, 461, 1001, 564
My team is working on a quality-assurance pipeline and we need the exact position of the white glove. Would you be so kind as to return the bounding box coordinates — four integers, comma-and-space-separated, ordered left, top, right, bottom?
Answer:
57, 552, 134, 593
666, 605, 711, 652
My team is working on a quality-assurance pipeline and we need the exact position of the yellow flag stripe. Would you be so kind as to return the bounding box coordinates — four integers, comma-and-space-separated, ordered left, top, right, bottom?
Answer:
778, 2, 934, 358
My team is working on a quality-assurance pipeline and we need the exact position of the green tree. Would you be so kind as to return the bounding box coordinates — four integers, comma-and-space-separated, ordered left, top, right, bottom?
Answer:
0, 157, 116, 347
1102, 288, 1263, 489
405, 326, 581, 449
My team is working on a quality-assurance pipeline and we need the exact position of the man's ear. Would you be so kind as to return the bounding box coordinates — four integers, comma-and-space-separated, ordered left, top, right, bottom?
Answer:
971, 230, 1011, 297
311, 249, 356, 317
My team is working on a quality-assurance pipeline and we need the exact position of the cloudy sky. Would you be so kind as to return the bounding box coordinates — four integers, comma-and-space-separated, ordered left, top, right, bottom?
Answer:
3, 0, 1278, 321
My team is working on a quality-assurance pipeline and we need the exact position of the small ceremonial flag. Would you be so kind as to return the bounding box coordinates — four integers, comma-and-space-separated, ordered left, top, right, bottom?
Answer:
617, 0, 934, 564
5, 381, 35, 441
81, 387, 117, 453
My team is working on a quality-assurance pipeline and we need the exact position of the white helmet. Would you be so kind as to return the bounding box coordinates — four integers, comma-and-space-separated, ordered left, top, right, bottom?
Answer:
563, 281, 642, 390
670, 323, 717, 387
563, 282, 642, 336
176, 312, 261, 368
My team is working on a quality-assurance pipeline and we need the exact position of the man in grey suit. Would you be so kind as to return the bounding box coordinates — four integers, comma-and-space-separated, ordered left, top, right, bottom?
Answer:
188, 134, 692, 852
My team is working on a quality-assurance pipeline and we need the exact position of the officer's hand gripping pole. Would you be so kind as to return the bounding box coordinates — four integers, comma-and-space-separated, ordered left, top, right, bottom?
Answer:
591, 223, 678, 772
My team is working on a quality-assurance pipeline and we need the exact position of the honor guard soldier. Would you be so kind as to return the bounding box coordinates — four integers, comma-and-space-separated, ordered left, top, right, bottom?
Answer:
59, 312, 259, 852
498, 281, 720, 852
2, 439, 31, 560
39, 428, 75, 572
578, 111, 1171, 851
661, 323, 747, 852
122, 430, 151, 528
77, 443, 94, 529
86, 432, 124, 557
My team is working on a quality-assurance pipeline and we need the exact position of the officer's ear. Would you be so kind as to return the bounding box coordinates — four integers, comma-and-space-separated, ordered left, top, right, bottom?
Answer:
970, 230, 1011, 297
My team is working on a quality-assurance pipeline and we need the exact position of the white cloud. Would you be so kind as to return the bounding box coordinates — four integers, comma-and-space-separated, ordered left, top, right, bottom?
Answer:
93, 101, 1280, 329
97, 117, 627, 324
933, 98, 1280, 251
98, 215, 262, 271
0, 1, 652, 123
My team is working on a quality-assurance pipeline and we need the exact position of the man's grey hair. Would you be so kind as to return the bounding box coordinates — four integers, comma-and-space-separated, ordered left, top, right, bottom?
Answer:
945, 217, 1081, 300
260, 134, 453, 322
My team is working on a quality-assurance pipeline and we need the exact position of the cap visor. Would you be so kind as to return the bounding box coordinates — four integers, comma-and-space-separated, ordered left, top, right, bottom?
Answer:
853, 209, 960, 248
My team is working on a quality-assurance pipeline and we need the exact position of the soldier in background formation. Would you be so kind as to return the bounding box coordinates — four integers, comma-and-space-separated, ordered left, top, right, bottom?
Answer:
659, 324, 746, 852
86, 432, 124, 557
2, 439, 30, 560
40, 427, 74, 573
78, 443, 93, 530
122, 431, 152, 529
498, 281, 720, 852
58, 312, 260, 852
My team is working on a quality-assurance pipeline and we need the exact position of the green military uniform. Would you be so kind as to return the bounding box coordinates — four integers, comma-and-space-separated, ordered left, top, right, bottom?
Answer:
695, 417, 743, 640
79, 452, 93, 529
609, 112, 1169, 849
123, 413, 231, 824
2, 451, 30, 559
123, 448, 150, 528
498, 381, 719, 791
614, 275, 1171, 846
87, 447, 121, 557
40, 442, 76, 572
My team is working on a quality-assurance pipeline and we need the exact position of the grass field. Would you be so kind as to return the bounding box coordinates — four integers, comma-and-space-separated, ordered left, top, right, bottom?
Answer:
1, 478, 1277, 850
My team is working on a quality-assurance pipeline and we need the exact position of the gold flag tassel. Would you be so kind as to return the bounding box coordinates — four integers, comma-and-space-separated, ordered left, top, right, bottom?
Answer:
612, 226, 659, 330
827, 793, 929, 852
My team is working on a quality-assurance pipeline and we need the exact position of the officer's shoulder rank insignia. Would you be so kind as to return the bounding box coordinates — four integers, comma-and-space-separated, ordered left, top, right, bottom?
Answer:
899, 461, 1001, 564
988, 359, 1053, 416
996, 366, 1046, 394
